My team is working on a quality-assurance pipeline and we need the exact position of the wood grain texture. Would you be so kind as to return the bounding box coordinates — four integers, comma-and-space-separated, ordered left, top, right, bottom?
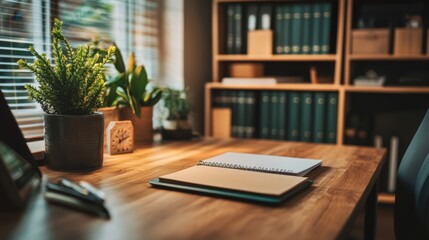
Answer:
1, 138, 386, 240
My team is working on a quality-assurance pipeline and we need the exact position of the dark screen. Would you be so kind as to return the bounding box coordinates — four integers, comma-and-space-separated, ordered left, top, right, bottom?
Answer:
0, 90, 40, 176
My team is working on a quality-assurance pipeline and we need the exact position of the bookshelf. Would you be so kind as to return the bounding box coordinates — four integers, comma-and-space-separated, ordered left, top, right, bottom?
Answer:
205, 0, 429, 204
207, 0, 346, 142
343, 0, 429, 203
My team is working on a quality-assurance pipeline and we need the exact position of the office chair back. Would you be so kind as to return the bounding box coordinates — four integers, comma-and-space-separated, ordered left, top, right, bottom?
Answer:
395, 109, 429, 239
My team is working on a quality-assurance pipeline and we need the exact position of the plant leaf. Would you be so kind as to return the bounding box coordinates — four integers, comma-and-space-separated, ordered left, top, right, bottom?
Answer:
113, 42, 125, 73
130, 65, 147, 103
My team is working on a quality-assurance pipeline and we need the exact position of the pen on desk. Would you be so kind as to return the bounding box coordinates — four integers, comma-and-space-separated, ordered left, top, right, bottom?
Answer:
79, 180, 106, 201
59, 178, 89, 196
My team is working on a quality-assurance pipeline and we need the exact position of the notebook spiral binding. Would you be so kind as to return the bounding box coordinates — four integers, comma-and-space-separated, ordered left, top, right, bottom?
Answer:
197, 161, 295, 175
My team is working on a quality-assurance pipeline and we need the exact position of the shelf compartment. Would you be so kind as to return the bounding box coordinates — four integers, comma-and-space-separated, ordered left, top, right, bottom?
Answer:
216, 54, 338, 62
349, 55, 429, 61
344, 86, 429, 93
207, 82, 340, 91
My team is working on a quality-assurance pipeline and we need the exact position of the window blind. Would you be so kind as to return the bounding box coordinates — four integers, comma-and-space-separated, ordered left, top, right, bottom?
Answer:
0, 0, 47, 140
0, 0, 160, 141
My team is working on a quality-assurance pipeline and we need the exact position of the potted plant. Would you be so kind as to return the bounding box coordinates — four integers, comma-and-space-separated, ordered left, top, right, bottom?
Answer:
160, 88, 192, 140
109, 46, 162, 143
17, 18, 115, 171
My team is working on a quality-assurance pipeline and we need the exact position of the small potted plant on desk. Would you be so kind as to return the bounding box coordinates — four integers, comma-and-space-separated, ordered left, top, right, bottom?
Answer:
109, 46, 162, 143
160, 88, 192, 140
17, 19, 115, 171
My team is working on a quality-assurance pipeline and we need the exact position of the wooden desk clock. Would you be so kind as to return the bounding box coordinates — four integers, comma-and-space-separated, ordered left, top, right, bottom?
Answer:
106, 121, 134, 155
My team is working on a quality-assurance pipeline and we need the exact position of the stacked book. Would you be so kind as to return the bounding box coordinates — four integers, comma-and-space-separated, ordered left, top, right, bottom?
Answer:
213, 90, 257, 138
213, 90, 338, 144
274, 3, 332, 55
259, 91, 338, 143
224, 3, 333, 55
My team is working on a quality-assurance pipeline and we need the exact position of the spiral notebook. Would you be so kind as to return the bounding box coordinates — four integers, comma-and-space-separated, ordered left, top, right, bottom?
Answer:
149, 152, 320, 204
198, 152, 322, 176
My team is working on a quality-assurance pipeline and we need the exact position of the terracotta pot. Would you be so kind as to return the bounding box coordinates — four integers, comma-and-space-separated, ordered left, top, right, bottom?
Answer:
98, 107, 119, 148
119, 106, 153, 143
44, 113, 104, 172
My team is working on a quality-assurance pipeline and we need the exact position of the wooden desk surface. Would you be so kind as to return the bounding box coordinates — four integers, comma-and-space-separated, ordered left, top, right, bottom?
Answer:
1, 138, 386, 240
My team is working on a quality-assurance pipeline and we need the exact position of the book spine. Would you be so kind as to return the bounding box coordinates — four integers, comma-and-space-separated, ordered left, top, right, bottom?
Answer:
270, 91, 279, 139
226, 4, 235, 54
237, 90, 246, 138
313, 92, 326, 143
275, 5, 284, 54
278, 91, 287, 140
247, 5, 258, 31
259, 91, 271, 139
325, 92, 338, 144
246, 91, 256, 138
387, 136, 399, 193
234, 4, 243, 54
283, 5, 292, 54
301, 4, 312, 54
291, 5, 302, 54
287, 91, 301, 141
311, 3, 321, 54
320, 3, 331, 54
230, 91, 238, 137
300, 92, 313, 142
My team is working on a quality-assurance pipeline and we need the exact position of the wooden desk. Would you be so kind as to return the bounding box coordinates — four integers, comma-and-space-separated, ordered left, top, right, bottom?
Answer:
1, 138, 386, 240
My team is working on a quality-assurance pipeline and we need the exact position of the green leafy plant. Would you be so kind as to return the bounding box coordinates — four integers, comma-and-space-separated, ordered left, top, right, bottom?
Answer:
161, 88, 190, 129
17, 18, 115, 115
108, 44, 162, 117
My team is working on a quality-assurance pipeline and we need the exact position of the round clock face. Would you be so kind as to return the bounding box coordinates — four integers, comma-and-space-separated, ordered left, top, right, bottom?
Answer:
107, 121, 134, 154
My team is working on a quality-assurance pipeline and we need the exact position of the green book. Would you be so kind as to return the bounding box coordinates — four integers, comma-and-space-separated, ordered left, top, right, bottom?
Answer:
214, 91, 228, 108
234, 4, 243, 54
283, 5, 292, 54
300, 92, 313, 142
237, 91, 246, 138
287, 92, 301, 141
226, 4, 235, 54
275, 6, 284, 54
326, 92, 338, 144
245, 91, 256, 138
259, 91, 271, 139
313, 92, 326, 143
278, 91, 287, 140
291, 5, 302, 54
320, 3, 331, 54
270, 91, 279, 139
230, 91, 238, 137
301, 4, 312, 54
311, 3, 322, 54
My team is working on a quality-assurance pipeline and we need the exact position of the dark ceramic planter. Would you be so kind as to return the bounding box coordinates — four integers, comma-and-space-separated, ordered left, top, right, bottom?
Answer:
44, 113, 104, 172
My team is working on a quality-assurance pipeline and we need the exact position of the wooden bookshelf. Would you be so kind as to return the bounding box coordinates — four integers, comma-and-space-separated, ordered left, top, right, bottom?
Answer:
208, 0, 346, 137
216, 54, 338, 61
349, 54, 429, 61
344, 86, 429, 93
206, 0, 429, 203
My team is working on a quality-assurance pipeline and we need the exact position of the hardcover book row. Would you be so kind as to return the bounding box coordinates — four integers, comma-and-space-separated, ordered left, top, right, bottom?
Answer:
225, 3, 332, 55
213, 90, 338, 144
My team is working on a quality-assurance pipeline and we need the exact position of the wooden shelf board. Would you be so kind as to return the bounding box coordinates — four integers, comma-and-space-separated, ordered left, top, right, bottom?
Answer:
349, 54, 429, 61
216, 54, 337, 62
207, 82, 340, 91
344, 86, 429, 93
378, 193, 395, 204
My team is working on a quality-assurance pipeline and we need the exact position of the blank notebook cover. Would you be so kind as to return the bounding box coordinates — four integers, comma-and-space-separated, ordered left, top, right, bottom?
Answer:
158, 165, 309, 197
197, 152, 322, 176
